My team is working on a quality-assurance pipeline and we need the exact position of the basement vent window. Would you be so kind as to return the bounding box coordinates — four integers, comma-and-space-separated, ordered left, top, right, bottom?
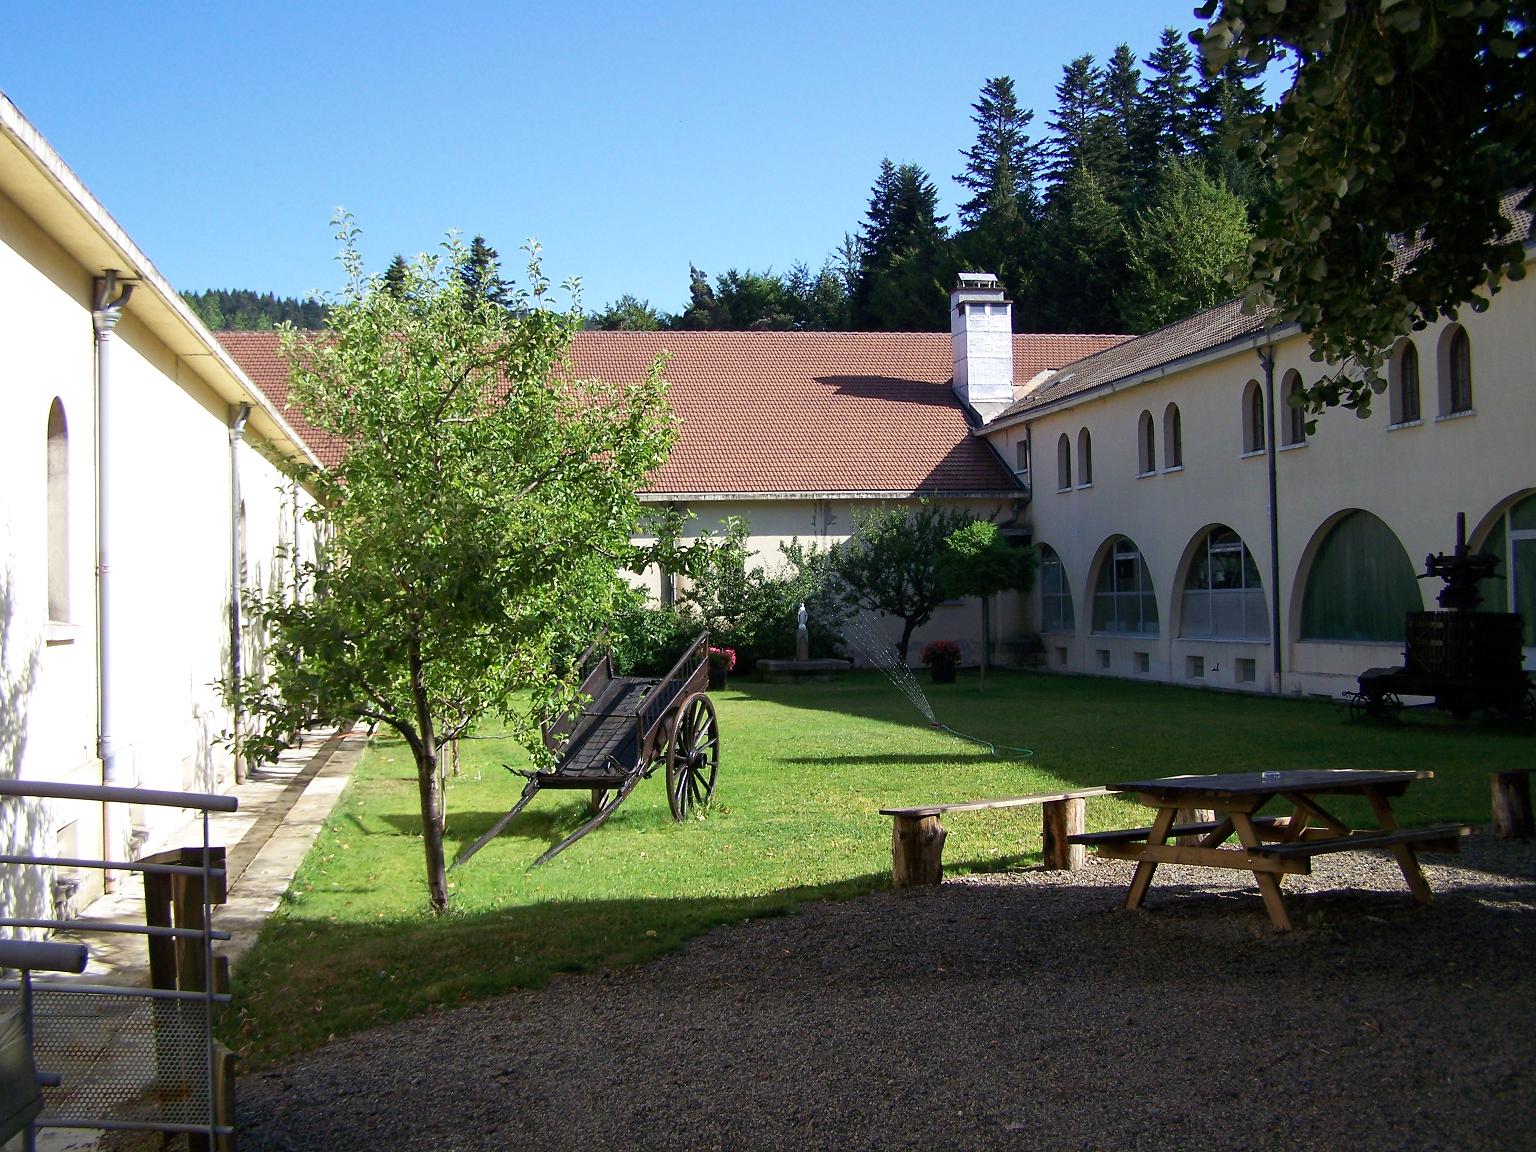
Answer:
1236, 658, 1257, 684
1133, 651, 1150, 674
1097, 649, 1111, 670
1186, 655, 1205, 679
1056, 646, 1069, 667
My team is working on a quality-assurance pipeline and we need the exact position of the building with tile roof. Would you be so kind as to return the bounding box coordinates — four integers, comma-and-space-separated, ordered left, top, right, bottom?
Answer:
978, 196, 1535, 699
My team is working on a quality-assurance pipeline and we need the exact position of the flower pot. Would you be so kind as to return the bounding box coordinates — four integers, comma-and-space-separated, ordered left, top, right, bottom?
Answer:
708, 667, 728, 690
929, 665, 956, 684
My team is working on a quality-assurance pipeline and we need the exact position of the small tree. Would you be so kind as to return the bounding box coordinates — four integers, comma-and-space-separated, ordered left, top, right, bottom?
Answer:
237, 218, 674, 912
831, 504, 975, 664
936, 520, 1036, 689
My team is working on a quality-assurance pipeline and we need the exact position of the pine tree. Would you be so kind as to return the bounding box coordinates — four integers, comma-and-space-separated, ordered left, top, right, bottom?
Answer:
1097, 44, 1155, 209
383, 254, 410, 299
852, 160, 950, 330
1043, 55, 1108, 192
956, 76, 1040, 227
1032, 166, 1126, 333
459, 235, 513, 309
1143, 27, 1200, 158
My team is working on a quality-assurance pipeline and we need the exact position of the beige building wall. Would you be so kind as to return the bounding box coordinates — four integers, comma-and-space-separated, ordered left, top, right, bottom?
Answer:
0, 103, 321, 916
633, 495, 1028, 667
990, 271, 1536, 699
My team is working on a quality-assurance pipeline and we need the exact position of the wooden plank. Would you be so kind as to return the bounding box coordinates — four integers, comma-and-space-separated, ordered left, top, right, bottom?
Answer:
1107, 769, 1430, 801
891, 814, 947, 887
1250, 824, 1469, 859
1491, 771, 1535, 839
1070, 814, 1287, 846
1232, 811, 1292, 931
880, 787, 1111, 819
1092, 841, 1310, 874
1124, 807, 1177, 911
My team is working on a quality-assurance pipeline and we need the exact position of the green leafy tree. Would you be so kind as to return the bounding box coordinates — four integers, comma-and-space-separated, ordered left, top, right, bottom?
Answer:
830, 504, 977, 664
1118, 159, 1253, 331
936, 519, 1036, 687
1194, 1, 1533, 414
235, 219, 674, 912
590, 294, 668, 330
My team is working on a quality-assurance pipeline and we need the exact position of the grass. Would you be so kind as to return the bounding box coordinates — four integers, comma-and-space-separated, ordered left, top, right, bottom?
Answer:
227, 670, 1528, 1064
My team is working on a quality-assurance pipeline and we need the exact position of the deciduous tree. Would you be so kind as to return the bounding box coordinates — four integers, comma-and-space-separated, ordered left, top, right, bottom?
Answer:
1195, 0, 1534, 414
236, 219, 674, 912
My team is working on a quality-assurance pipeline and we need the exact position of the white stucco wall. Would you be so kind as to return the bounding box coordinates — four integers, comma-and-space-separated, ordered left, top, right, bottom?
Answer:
990, 271, 1536, 699
0, 179, 319, 914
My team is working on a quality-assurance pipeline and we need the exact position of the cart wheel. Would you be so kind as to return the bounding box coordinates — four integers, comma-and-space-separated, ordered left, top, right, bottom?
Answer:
1345, 692, 1371, 721
666, 693, 719, 821
1378, 692, 1403, 720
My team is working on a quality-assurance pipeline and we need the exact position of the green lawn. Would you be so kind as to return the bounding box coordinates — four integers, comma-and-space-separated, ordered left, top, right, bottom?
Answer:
228, 670, 1527, 1064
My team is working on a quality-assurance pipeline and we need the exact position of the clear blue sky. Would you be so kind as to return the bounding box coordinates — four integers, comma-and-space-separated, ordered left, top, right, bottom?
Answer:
2, 1, 1208, 316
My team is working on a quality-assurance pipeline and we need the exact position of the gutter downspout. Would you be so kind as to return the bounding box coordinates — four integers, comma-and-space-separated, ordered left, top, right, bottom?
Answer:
1258, 343, 1283, 695
93, 270, 134, 886
228, 404, 251, 784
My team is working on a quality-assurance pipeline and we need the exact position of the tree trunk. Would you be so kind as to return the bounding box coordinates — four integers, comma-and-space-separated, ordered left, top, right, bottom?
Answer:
408, 638, 449, 913
979, 596, 990, 692
897, 620, 918, 666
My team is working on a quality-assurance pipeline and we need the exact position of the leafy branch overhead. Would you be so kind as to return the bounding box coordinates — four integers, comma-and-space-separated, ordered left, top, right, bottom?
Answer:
235, 216, 675, 911
1195, 0, 1533, 414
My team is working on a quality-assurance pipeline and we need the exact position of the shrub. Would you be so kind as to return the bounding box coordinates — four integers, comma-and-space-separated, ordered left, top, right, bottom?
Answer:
920, 639, 962, 669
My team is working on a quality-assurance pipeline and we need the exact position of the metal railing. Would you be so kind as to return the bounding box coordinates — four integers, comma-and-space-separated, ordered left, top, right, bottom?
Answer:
0, 778, 237, 1148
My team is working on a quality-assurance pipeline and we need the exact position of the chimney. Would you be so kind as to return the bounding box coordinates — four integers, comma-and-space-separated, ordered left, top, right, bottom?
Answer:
951, 271, 1014, 421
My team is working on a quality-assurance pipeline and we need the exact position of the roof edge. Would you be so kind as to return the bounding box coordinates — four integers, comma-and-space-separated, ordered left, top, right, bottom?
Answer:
640, 488, 1026, 503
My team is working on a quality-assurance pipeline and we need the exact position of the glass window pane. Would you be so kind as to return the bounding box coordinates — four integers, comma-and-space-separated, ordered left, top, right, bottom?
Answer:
1513, 538, 1536, 648
1511, 494, 1536, 533
1300, 512, 1421, 641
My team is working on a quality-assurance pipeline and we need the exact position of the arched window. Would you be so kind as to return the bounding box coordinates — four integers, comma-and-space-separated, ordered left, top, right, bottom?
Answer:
1447, 327, 1473, 413
47, 399, 69, 622
1056, 433, 1072, 491
1038, 546, 1075, 633
1164, 403, 1182, 468
1092, 537, 1158, 635
1137, 410, 1155, 475
1077, 428, 1093, 485
1392, 340, 1421, 425
1476, 494, 1536, 658
1283, 371, 1307, 446
1242, 379, 1265, 454
1300, 511, 1422, 641
1180, 527, 1268, 640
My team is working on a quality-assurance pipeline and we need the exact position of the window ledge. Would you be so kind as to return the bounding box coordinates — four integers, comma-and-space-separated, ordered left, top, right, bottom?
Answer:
1136, 469, 1156, 479
1161, 465, 1184, 475
1089, 630, 1161, 638
1437, 408, 1475, 422
1240, 448, 1265, 460
1278, 440, 1308, 452
1056, 486, 1071, 494
1176, 635, 1271, 645
1387, 418, 1423, 432
44, 621, 81, 646
1074, 482, 1095, 491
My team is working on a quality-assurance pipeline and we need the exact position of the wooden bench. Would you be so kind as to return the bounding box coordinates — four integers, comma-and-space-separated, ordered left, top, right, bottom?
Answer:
880, 787, 1110, 887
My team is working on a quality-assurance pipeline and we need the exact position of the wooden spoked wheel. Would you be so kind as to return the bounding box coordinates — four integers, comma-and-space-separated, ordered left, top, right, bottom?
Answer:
666, 693, 719, 821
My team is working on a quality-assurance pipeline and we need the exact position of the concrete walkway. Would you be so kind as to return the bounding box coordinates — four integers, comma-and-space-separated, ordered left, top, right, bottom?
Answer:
24, 726, 364, 1152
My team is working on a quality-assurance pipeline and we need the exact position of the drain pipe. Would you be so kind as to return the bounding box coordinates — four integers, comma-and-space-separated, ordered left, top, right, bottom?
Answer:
228, 404, 251, 784
1258, 343, 1283, 695
94, 270, 134, 884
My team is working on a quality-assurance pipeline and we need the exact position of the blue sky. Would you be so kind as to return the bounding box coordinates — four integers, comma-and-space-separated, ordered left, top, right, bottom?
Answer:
3, 2, 1208, 316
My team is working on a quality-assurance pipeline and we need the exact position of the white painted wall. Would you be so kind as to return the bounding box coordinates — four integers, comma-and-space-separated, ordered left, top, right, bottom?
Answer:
0, 181, 319, 916
991, 272, 1536, 699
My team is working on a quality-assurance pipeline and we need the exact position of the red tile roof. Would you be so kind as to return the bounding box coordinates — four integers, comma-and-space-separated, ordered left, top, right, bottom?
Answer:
216, 330, 346, 468
219, 328, 1127, 495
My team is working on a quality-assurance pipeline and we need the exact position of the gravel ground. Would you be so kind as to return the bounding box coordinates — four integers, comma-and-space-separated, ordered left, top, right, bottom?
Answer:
240, 836, 1536, 1152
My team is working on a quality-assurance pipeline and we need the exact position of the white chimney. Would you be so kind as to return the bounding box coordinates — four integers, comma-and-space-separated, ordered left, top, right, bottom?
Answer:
951, 271, 1014, 422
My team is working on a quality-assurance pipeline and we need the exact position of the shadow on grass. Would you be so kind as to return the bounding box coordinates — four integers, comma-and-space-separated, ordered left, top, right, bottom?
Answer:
229, 870, 894, 1067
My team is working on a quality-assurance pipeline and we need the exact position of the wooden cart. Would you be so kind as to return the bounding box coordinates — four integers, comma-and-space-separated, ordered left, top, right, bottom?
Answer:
453, 632, 720, 867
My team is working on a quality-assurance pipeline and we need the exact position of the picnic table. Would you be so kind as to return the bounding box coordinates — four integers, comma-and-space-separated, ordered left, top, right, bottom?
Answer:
1068, 769, 1470, 931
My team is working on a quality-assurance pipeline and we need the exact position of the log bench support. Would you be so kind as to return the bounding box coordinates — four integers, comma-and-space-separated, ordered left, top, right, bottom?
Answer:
1491, 769, 1534, 840
881, 788, 1109, 888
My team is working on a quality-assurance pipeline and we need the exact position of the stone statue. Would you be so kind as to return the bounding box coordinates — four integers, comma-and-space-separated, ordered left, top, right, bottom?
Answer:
795, 602, 810, 662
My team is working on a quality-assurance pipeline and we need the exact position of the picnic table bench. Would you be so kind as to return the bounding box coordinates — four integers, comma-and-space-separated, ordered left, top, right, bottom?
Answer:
1070, 769, 1471, 931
